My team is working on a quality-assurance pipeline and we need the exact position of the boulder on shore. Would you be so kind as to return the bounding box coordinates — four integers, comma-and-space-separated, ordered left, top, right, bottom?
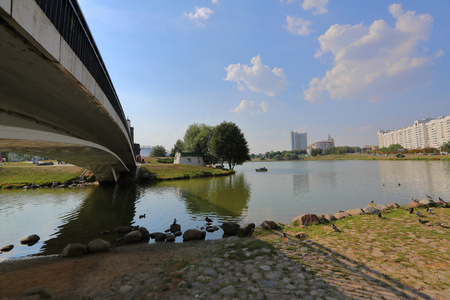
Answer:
408, 201, 423, 209
346, 208, 364, 216
221, 222, 240, 236
334, 212, 350, 220
363, 206, 379, 215
387, 203, 400, 209
61, 243, 87, 257
419, 198, 435, 206
259, 220, 278, 230
239, 222, 255, 236
374, 204, 388, 212
292, 214, 319, 226
87, 239, 111, 253
183, 229, 206, 242
321, 214, 336, 222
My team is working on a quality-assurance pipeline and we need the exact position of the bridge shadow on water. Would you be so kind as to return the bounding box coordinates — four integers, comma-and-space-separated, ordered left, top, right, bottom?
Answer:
271, 231, 435, 299
39, 184, 144, 256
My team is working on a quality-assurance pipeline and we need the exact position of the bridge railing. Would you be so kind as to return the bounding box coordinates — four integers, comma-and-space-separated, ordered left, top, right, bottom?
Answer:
34, 0, 130, 141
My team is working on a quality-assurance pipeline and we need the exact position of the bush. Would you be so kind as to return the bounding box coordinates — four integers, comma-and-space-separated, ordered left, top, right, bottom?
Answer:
157, 158, 174, 164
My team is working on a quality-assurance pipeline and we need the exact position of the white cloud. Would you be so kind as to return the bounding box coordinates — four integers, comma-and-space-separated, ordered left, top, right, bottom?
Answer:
304, 4, 443, 103
185, 7, 214, 27
302, 0, 328, 15
225, 56, 288, 96
231, 100, 269, 114
212, 0, 219, 3
285, 16, 311, 36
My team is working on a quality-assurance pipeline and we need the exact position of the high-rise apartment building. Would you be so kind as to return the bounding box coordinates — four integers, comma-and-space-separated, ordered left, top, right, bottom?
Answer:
378, 115, 450, 149
291, 131, 307, 150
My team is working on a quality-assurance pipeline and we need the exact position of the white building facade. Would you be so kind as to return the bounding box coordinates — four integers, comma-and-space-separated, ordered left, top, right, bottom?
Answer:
291, 131, 307, 151
174, 152, 205, 166
308, 135, 335, 154
378, 115, 450, 149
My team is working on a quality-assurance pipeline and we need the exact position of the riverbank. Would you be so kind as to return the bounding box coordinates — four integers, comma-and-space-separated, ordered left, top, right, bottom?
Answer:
252, 153, 450, 162
0, 162, 234, 188
139, 163, 235, 181
0, 163, 84, 189
0, 205, 448, 299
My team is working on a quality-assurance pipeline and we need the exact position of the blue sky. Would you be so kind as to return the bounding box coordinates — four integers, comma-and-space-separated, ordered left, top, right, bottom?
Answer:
78, 0, 450, 154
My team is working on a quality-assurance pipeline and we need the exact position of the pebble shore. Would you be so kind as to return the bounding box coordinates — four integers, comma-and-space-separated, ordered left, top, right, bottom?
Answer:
86, 237, 427, 300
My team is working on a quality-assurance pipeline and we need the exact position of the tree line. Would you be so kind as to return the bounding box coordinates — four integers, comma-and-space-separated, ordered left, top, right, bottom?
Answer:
151, 121, 250, 170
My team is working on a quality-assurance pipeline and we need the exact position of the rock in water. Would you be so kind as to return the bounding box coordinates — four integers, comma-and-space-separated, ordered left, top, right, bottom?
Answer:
183, 229, 206, 242
149, 232, 166, 242
1, 245, 14, 252
221, 222, 240, 235
124, 230, 143, 243
20, 234, 40, 245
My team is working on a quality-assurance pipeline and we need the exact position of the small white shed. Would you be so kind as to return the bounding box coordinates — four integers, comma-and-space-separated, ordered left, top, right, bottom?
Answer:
174, 152, 205, 166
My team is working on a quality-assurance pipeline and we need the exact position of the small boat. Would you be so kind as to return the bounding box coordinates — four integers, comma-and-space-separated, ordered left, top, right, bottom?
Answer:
255, 167, 268, 172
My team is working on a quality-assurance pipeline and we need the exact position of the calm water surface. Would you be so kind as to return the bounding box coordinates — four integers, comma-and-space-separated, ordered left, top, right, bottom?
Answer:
1, 160, 449, 259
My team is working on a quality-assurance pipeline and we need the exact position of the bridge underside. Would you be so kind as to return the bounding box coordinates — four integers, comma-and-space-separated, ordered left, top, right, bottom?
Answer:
0, 125, 134, 182
0, 3, 137, 183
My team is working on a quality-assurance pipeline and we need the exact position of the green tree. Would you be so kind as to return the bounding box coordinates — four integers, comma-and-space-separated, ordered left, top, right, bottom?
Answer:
170, 139, 185, 157
150, 145, 167, 157
211, 121, 250, 170
387, 144, 403, 153
443, 141, 450, 152
183, 123, 213, 163
311, 148, 323, 156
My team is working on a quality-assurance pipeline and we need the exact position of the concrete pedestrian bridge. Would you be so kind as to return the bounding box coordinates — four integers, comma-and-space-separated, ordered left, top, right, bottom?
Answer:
0, 0, 138, 182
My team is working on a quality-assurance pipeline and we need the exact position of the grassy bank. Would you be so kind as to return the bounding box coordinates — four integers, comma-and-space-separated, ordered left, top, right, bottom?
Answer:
255, 205, 450, 298
140, 163, 234, 180
0, 164, 84, 189
252, 153, 450, 162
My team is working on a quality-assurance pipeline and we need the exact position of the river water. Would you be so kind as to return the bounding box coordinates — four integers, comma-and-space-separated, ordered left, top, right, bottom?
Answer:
1, 160, 449, 259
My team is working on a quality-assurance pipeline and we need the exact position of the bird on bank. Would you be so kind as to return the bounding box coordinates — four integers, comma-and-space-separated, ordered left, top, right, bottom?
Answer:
426, 194, 432, 199
332, 223, 341, 233
173, 218, 177, 225
139, 214, 146, 219
439, 197, 444, 201
378, 212, 382, 218
415, 211, 423, 217
205, 217, 213, 223
418, 219, 429, 224
283, 233, 290, 245
437, 222, 449, 228
408, 207, 414, 214
426, 208, 434, 214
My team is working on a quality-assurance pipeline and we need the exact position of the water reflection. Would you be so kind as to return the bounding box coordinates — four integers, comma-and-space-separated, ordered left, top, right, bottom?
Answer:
1, 160, 449, 259
157, 174, 251, 223
40, 185, 143, 255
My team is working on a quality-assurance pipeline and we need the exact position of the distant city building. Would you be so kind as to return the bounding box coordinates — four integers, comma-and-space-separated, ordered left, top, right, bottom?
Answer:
308, 135, 335, 154
291, 131, 307, 151
378, 115, 450, 149
362, 145, 378, 152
